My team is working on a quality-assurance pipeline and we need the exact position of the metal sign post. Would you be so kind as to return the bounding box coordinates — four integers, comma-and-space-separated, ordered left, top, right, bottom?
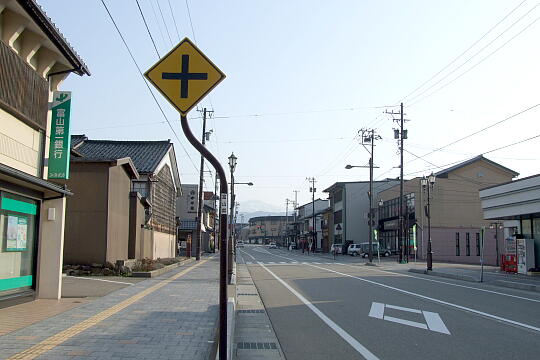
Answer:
144, 37, 227, 359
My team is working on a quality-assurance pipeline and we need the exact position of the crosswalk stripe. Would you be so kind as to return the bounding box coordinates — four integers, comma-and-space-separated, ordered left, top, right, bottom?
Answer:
246, 261, 252, 264
314, 262, 321, 264
269, 261, 275, 264
280, 262, 286, 264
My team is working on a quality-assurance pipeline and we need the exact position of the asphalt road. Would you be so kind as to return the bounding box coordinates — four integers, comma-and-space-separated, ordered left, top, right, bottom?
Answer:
237, 245, 540, 360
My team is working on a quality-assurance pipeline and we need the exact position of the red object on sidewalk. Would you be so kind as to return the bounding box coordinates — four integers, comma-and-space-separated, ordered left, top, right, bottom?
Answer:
501, 254, 517, 273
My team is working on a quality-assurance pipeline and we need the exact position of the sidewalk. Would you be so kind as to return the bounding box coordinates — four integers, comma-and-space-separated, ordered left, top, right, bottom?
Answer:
0, 255, 220, 360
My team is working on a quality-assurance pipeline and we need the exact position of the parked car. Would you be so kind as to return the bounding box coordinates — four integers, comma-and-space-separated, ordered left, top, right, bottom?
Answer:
358, 242, 391, 257
236, 241, 244, 248
330, 244, 343, 254
289, 243, 297, 250
347, 243, 362, 256
268, 242, 277, 249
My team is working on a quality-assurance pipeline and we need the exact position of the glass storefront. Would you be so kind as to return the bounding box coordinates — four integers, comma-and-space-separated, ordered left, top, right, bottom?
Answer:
0, 191, 38, 297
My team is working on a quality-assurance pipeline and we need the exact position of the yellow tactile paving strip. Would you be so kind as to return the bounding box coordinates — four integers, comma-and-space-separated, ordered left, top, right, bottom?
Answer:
7, 259, 208, 360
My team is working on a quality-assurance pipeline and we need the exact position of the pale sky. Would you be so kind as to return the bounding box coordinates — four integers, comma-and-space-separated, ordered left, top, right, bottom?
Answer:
42, 0, 540, 213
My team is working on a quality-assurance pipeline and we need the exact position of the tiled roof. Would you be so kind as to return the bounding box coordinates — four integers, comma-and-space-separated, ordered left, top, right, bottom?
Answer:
71, 135, 171, 174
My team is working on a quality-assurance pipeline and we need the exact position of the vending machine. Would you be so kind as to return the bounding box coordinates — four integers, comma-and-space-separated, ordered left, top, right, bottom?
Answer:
517, 238, 535, 274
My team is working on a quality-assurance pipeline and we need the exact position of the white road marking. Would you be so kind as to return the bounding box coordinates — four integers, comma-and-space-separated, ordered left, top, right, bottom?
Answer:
246, 262, 253, 265
259, 262, 379, 360
332, 260, 540, 304
308, 263, 540, 333
385, 304, 422, 314
263, 249, 540, 304
68, 276, 134, 285
383, 315, 428, 330
368, 302, 448, 334
423, 311, 451, 335
240, 249, 257, 260
280, 262, 287, 264
368, 302, 385, 319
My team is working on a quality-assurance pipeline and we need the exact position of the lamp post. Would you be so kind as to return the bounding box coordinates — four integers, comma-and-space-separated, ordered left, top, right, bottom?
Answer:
346, 162, 380, 263
422, 173, 436, 271
228, 153, 237, 282
490, 222, 503, 267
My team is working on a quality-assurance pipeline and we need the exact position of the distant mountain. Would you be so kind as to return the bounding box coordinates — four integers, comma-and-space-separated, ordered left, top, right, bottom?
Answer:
237, 200, 282, 213
237, 211, 285, 223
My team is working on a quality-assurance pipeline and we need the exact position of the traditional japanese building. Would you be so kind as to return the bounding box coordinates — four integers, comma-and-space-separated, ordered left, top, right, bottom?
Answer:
0, 0, 89, 302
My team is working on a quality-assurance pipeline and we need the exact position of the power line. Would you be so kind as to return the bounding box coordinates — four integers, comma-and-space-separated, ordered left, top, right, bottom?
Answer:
400, 0, 527, 104
136, 0, 160, 58
409, 12, 540, 108
407, 102, 540, 164
100, 0, 199, 173
149, 0, 167, 50
156, 0, 173, 46
167, 0, 181, 41
407, 4, 540, 107
185, 0, 197, 43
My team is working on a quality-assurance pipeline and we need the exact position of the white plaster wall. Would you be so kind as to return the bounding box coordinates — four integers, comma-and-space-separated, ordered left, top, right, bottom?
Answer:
36, 197, 65, 299
153, 230, 175, 259
0, 109, 40, 176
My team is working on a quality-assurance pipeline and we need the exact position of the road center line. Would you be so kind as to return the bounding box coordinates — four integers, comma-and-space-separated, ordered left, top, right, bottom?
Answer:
258, 262, 379, 360
271, 249, 540, 304
306, 263, 540, 333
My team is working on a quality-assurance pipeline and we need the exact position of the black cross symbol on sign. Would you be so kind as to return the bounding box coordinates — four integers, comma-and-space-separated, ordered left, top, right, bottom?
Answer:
162, 54, 208, 98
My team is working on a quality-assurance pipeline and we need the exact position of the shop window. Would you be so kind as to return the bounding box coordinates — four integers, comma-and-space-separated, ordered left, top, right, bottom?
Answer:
0, 192, 38, 297
476, 233, 480, 256
455, 233, 460, 256
466, 233, 470, 256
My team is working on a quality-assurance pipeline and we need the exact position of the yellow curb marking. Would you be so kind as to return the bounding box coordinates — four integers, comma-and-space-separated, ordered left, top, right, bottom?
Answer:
8, 259, 208, 360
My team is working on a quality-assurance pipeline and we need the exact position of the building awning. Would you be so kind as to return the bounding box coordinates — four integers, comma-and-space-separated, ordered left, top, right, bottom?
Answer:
0, 163, 72, 198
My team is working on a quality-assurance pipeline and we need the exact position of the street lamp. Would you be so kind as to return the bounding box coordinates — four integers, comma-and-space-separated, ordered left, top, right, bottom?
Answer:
422, 173, 436, 271
345, 163, 379, 263
227, 153, 237, 282
490, 221, 504, 266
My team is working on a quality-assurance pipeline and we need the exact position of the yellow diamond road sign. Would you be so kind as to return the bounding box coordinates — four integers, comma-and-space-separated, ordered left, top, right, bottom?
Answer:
144, 38, 225, 115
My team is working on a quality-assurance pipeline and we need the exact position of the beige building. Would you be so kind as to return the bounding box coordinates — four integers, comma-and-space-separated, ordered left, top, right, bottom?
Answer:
65, 136, 181, 262
0, 0, 89, 301
247, 216, 293, 245
377, 155, 518, 265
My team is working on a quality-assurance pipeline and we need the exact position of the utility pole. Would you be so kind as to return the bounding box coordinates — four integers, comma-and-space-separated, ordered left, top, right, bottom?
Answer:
213, 172, 219, 251
386, 103, 408, 263
358, 129, 382, 263
195, 108, 213, 260
293, 190, 299, 247
285, 199, 293, 248
307, 178, 317, 252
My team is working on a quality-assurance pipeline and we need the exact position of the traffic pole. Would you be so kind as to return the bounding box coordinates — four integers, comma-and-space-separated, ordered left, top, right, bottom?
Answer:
180, 115, 228, 360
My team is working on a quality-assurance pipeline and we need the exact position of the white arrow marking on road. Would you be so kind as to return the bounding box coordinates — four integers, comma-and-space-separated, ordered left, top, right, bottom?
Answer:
368, 302, 450, 335
260, 262, 379, 360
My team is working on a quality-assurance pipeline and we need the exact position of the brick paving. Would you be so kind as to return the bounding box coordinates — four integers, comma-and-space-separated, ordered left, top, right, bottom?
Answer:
0, 256, 219, 360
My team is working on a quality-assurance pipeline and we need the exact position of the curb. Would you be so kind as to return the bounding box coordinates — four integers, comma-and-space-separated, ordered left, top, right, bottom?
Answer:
491, 280, 540, 293
408, 268, 478, 282
132, 258, 195, 278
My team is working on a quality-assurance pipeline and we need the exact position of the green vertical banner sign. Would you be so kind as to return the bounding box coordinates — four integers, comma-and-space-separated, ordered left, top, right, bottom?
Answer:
412, 224, 417, 251
48, 91, 72, 179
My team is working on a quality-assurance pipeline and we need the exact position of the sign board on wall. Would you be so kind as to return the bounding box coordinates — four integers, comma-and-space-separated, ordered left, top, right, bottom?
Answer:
48, 91, 72, 179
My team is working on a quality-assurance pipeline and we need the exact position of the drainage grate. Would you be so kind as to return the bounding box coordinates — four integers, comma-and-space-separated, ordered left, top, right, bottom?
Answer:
238, 309, 264, 313
237, 342, 277, 350
238, 293, 258, 296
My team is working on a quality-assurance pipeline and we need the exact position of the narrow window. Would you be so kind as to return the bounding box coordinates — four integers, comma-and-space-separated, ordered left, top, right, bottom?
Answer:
455, 233, 460, 256
466, 233, 470, 256
476, 233, 481, 256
